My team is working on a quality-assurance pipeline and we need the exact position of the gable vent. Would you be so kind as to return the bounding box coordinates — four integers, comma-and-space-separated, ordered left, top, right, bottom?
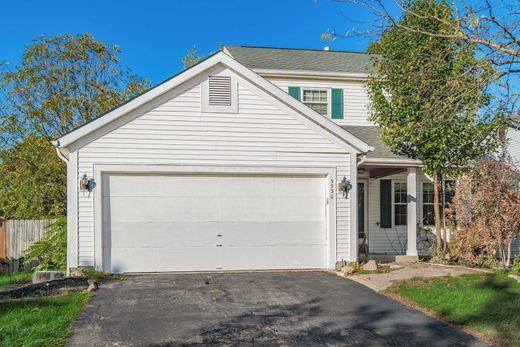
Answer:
208, 76, 232, 106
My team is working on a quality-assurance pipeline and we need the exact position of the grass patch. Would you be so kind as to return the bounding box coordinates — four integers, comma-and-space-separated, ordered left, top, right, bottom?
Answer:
0, 272, 33, 290
0, 292, 91, 347
385, 272, 520, 346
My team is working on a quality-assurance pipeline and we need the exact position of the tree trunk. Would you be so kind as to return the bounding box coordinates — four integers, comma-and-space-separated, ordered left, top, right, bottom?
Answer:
507, 241, 511, 268
441, 175, 448, 255
433, 175, 442, 259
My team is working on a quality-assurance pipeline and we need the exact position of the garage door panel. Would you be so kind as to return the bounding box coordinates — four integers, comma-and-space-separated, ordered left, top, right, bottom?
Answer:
106, 175, 324, 198
105, 222, 219, 247
218, 197, 325, 222
110, 247, 222, 273
219, 245, 326, 270
217, 222, 326, 246
105, 197, 325, 223
104, 173, 328, 272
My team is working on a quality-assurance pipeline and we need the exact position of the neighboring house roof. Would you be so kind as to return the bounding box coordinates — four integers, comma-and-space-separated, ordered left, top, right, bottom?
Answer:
223, 46, 375, 76
54, 52, 372, 154
342, 125, 421, 165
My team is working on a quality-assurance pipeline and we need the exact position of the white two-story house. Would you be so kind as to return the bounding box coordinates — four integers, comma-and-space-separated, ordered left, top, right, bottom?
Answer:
54, 46, 444, 273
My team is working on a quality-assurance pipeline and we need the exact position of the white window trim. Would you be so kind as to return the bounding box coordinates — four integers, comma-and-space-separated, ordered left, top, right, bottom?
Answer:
393, 181, 407, 226
201, 74, 238, 113
301, 88, 330, 117
421, 181, 435, 226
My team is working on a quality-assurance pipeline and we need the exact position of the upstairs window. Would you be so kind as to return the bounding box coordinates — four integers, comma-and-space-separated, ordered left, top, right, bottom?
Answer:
302, 89, 328, 116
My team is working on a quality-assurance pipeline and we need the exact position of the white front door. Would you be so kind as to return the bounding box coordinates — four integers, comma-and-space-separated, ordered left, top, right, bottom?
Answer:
102, 174, 328, 272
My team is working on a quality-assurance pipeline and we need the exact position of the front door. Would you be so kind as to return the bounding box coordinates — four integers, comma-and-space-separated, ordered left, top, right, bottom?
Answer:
358, 181, 368, 256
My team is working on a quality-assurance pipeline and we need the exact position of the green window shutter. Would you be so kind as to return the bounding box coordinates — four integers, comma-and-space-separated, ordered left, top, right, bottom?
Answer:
380, 180, 392, 228
288, 86, 301, 100
331, 88, 344, 119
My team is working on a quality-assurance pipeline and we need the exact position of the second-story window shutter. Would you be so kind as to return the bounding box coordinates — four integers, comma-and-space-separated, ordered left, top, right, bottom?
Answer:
380, 180, 392, 228
331, 88, 344, 119
288, 86, 301, 100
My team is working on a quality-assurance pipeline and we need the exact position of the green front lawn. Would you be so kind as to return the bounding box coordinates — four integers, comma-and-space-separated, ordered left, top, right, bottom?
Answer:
0, 272, 33, 290
0, 292, 91, 347
385, 272, 520, 346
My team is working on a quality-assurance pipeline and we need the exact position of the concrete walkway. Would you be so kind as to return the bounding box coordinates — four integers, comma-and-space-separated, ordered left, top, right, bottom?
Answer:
344, 262, 482, 292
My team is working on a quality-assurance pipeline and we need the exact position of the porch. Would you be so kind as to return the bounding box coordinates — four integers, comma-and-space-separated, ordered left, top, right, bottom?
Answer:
344, 126, 436, 262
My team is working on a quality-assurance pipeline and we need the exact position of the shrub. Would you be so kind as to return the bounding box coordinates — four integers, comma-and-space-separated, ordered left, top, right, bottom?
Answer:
24, 217, 67, 271
512, 257, 520, 274
447, 156, 520, 268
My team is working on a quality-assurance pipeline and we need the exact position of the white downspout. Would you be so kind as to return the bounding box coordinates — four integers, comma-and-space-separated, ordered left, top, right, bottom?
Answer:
53, 140, 69, 163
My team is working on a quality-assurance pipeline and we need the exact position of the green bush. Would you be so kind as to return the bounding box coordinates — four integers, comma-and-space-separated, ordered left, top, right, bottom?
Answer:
512, 257, 520, 274
24, 217, 66, 271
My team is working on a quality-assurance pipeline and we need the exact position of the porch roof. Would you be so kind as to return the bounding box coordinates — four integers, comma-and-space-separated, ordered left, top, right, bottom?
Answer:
341, 125, 411, 161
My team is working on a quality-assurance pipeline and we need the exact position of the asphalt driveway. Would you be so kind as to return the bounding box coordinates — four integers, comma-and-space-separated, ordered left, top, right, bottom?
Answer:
68, 271, 485, 346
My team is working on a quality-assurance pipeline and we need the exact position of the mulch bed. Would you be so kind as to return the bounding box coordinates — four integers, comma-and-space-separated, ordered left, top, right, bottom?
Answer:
0, 277, 89, 300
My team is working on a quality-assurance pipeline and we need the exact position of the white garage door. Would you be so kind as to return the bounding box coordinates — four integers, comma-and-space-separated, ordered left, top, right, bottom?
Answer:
102, 174, 328, 272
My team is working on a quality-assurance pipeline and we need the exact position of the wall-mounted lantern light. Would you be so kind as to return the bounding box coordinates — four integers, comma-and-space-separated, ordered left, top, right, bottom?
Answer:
338, 176, 351, 198
80, 174, 96, 193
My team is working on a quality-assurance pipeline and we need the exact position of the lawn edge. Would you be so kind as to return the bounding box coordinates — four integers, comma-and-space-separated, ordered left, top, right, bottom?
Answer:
382, 288, 502, 347
62, 291, 95, 344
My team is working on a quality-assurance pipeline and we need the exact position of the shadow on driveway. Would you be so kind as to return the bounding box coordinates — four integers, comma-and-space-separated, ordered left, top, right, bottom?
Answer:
68, 271, 486, 346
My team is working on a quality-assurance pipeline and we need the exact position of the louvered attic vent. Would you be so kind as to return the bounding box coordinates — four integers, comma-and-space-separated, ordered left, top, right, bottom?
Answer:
208, 76, 232, 106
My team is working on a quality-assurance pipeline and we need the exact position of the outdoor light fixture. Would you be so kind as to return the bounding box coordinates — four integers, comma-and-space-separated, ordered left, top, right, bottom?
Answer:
80, 174, 97, 193
80, 174, 89, 191
338, 176, 351, 198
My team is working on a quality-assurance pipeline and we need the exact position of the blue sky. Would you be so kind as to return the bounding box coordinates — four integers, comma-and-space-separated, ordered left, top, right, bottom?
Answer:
0, 0, 375, 84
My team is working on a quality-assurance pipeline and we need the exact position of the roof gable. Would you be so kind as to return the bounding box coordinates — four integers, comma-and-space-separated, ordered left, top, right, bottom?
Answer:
55, 52, 371, 153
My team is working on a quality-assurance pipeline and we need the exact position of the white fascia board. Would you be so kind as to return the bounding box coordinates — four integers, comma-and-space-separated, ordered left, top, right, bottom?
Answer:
56, 52, 371, 153
252, 68, 369, 81
359, 157, 423, 167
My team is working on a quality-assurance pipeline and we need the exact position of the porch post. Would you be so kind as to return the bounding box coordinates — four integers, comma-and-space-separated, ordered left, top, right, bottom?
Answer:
406, 167, 418, 256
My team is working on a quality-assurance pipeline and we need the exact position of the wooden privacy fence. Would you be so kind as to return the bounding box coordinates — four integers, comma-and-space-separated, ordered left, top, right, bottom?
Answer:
0, 218, 54, 273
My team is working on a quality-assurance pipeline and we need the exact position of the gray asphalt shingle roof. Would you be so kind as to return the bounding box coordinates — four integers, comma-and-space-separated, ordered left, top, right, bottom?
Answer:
224, 46, 375, 74
341, 126, 409, 160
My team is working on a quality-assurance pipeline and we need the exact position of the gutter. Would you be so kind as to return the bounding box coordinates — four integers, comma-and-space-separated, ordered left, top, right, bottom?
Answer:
253, 68, 369, 82
53, 140, 69, 163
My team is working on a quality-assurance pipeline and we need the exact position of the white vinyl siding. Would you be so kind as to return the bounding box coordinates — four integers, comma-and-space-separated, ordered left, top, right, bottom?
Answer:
506, 127, 520, 167
505, 127, 520, 258
74, 69, 353, 267
265, 77, 372, 126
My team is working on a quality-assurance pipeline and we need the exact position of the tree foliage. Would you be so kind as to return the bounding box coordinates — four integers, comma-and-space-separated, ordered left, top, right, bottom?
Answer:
366, 0, 504, 256
0, 135, 66, 219
326, 0, 519, 118
181, 48, 204, 69
24, 217, 67, 271
0, 33, 149, 218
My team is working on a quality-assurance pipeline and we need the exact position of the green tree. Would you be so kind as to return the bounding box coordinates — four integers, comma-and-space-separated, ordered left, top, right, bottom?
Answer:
0, 33, 149, 218
181, 47, 203, 69
367, 0, 504, 257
